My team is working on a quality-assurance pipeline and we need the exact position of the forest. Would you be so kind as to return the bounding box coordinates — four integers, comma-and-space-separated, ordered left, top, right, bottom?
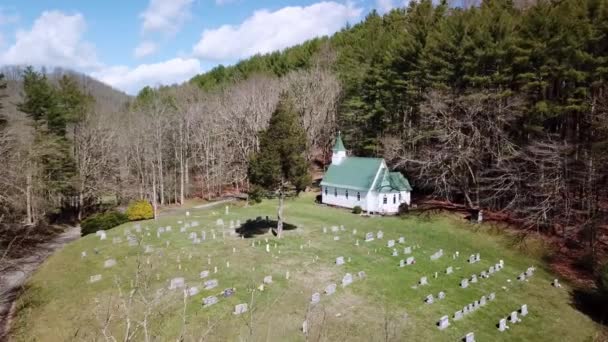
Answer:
1, 0, 607, 274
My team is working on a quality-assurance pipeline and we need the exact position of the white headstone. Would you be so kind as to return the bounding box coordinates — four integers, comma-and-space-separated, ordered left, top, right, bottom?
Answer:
498, 318, 508, 332
204, 279, 219, 290
342, 273, 353, 287
509, 311, 519, 324
233, 303, 248, 315
325, 283, 337, 295
104, 259, 116, 268
406, 256, 415, 265
203, 296, 218, 307
311, 292, 321, 304
387, 240, 395, 248
89, 274, 102, 283
419, 276, 428, 286
336, 256, 345, 265
263, 276, 273, 284
365, 232, 374, 242
464, 332, 475, 342
437, 315, 449, 330
460, 279, 469, 288
169, 277, 185, 290
200, 270, 209, 278
520, 304, 528, 316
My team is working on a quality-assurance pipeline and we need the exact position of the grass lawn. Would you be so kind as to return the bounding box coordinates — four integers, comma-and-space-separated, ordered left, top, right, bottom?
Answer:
11, 193, 602, 341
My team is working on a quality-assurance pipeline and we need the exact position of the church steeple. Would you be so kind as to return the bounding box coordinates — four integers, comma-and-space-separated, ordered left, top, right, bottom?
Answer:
331, 131, 347, 165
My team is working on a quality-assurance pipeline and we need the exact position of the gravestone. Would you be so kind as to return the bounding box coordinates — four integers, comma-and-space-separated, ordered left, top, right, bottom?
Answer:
489, 266, 495, 274
406, 256, 415, 265
365, 232, 374, 242
89, 274, 102, 283
203, 296, 218, 307
437, 315, 449, 330
331, 226, 339, 233
99, 232, 107, 240
419, 276, 428, 286
342, 273, 353, 287
520, 304, 528, 316
475, 253, 480, 262
470, 275, 478, 283
104, 259, 117, 268
336, 256, 345, 265
463, 306, 470, 315
358, 271, 366, 279
480, 270, 488, 278
204, 279, 218, 290
464, 332, 475, 342
216, 218, 224, 226
438, 291, 446, 300
311, 292, 321, 304
517, 273, 526, 281
446, 266, 453, 274
392, 249, 398, 257
498, 318, 508, 332
398, 237, 405, 243
263, 276, 273, 284
509, 311, 520, 323
81, 251, 87, 258
387, 240, 395, 248
189, 232, 197, 240
323, 227, 327, 233
526, 267, 535, 277
234, 303, 248, 315
489, 292, 496, 301
552, 279, 562, 288
169, 277, 185, 290
333, 236, 340, 241
352, 229, 357, 235
222, 288, 235, 297
404, 247, 412, 254
399, 259, 405, 268
200, 270, 209, 278
325, 283, 337, 295
188, 287, 199, 296
144, 245, 153, 254
377, 231, 384, 239
460, 279, 469, 288
468, 255, 476, 263
480, 296, 487, 306
454, 310, 463, 320
425, 294, 434, 304
302, 320, 308, 334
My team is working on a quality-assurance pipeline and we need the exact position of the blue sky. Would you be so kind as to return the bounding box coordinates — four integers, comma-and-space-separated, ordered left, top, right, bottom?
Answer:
0, 0, 411, 94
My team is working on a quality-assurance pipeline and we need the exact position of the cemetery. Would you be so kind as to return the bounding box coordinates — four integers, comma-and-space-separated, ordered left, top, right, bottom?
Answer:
10, 194, 600, 341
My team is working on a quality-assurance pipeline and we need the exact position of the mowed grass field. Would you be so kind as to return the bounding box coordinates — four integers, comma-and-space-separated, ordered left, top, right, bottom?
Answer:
11, 194, 602, 341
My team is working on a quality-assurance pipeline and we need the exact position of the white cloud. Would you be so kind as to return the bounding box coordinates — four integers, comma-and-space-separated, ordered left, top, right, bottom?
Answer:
215, 0, 236, 5
0, 11, 100, 69
192, 1, 362, 61
140, 0, 194, 35
134, 41, 158, 58
91, 58, 201, 94
375, 0, 412, 14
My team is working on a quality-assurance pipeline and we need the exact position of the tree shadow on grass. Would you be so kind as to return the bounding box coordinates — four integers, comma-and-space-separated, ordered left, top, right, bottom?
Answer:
235, 217, 297, 238
570, 288, 608, 326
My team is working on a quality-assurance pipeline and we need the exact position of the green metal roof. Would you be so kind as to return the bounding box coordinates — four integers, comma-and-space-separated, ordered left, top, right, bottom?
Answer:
376, 171, 413, 193
332, 132, 346, 152
321, 157, 383, 191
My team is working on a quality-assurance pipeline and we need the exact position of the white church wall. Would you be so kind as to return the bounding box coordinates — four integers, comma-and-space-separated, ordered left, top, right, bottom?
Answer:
322, 186, 366, 210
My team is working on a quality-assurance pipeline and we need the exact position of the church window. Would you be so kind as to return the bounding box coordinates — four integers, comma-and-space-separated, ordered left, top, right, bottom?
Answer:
383, 196, 387, 204
357, 192, 360, 201
399, 193, 402, 201
346, 190, 349, 199
324, 187, 328, 196
334, 188, 337, 197
393, 194, 396, 204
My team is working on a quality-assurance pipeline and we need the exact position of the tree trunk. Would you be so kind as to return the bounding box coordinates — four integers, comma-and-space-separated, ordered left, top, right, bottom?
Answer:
152, 166, 158, 220
26, 170, 33, 225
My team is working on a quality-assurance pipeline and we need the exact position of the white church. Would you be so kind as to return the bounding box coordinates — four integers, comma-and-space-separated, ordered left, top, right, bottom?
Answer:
320, 133, 412, 214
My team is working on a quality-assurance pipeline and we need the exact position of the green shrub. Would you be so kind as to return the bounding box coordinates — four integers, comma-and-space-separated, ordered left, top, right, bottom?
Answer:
398, 203, 409, 216
81, 211, 128, 236
353, 205, 362, 214
126, 200, 154, 221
